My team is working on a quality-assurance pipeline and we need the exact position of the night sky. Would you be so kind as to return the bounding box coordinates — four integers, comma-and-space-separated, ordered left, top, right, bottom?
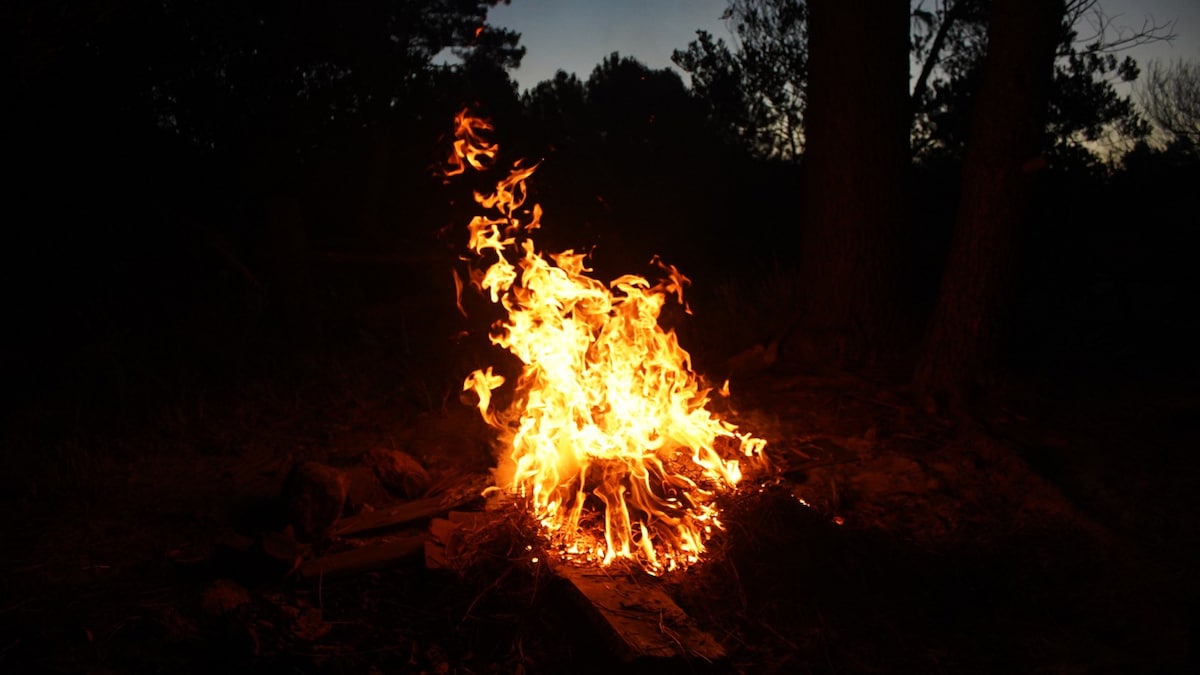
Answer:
488, 0, 1200, 92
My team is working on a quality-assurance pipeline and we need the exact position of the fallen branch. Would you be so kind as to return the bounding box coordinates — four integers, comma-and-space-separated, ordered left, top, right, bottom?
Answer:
333, 481, 485, 538
331, 498, 448, 538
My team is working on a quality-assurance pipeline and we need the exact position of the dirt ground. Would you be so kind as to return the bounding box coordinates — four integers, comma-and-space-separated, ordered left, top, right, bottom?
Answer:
2, 357, 1197, 674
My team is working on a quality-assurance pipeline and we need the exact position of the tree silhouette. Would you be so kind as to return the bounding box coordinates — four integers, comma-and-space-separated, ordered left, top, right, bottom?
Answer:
915, 0, 1064, 405
584, 53, 699, 149
673, 0, 807, 160
687, 1, 1164, 167
522, 70, 589, 150
796, 0, 911, 373
135, 0, 520, 164
910, 0, 1168, 166
8, 0, 525, 361
1139, 59, 1200, 154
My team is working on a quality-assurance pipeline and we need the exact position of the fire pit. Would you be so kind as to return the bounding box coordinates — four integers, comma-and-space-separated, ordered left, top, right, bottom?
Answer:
444, 111, 768, 576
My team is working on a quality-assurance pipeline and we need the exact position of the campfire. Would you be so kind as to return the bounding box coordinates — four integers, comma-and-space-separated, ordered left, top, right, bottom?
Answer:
444, 111, 767, 575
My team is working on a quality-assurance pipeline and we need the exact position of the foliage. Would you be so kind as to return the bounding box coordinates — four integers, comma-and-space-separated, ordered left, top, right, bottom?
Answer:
677, 0, 1161, 167
584, 53, 700, 146
1138, 59, 1200, 154
521, 70, 589, 147
672, 0, 808, 160
910, 0, 991, 160
910, 0, 1162, 168
518, 53, 708, 160
1045, 30, 1148, 169
137, 0, 521, 161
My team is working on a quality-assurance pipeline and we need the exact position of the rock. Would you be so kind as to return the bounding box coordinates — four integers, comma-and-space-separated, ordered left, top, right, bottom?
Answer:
282, 461, 348, 541
283, 458, 407, 540
259, 528, 304, 571
342, 463, 392, 511
365, 448, 431, 498
201, 579, 251, 617
291, 606, 331, 641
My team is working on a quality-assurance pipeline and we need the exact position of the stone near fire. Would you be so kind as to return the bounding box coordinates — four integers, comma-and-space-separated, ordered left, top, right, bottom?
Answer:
282, 461, 349, 541
283, 456, 426, 541
200, 578, 251, 617
364, 447, 431, 498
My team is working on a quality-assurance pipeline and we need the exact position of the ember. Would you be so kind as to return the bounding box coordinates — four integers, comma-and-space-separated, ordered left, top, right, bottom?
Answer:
445, 111, 766, 574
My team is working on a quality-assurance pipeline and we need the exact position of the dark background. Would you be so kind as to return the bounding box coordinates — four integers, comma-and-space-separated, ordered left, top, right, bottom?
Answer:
3, 1, 1198, 673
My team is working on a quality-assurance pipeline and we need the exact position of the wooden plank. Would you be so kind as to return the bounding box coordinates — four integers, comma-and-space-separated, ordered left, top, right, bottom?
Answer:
332, 475, 490, 538
554, 566, 727, 665
332, 497, 450, 538
297, 534, 425, 580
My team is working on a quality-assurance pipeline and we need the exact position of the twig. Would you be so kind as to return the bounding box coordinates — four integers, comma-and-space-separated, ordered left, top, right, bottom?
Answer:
759, 619, 799, 651
460, 566, 513, 625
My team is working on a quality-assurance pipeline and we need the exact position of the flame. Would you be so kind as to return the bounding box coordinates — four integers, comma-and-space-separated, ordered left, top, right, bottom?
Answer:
445, 110, 766, 574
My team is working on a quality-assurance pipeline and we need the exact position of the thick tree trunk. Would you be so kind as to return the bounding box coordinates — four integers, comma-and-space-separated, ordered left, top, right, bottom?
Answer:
914, 0, 1064, 405
796, 0, 910, 373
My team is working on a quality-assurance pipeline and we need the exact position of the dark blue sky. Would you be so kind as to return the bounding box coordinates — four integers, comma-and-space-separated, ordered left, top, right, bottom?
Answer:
487, 0, 730, 90
487, 0, 1200, 93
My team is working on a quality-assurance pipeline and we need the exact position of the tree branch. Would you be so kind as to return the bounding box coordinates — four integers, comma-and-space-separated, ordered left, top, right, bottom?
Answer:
912, 0, 970, 105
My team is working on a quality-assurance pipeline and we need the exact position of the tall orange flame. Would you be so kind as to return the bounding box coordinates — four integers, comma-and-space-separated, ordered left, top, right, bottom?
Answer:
446, 110, 765, 574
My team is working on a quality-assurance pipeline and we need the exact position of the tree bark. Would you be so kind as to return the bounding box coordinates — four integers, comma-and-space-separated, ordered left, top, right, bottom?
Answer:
797, 0, 911, 373
914, 0, 1064, 405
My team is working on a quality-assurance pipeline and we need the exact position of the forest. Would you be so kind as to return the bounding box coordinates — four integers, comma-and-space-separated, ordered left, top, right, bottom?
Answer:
3, 1, 1198, 673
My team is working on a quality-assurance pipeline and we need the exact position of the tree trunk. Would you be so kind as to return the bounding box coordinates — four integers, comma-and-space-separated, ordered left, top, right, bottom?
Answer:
796, 0, 911, 373
914, 0, 1064, 405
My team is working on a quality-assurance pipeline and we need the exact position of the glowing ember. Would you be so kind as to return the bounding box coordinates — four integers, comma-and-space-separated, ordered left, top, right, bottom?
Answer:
446, 110, 766, 575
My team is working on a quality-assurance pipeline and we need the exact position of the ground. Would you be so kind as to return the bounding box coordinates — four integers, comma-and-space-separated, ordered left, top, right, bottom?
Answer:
1, 349, 1196, 674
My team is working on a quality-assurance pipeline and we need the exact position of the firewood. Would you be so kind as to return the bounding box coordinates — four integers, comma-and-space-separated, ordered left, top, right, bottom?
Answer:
425, 511, 498, 570
296, 534, 426, 580
332, 497, 452, 538
554, 565, 726, 665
